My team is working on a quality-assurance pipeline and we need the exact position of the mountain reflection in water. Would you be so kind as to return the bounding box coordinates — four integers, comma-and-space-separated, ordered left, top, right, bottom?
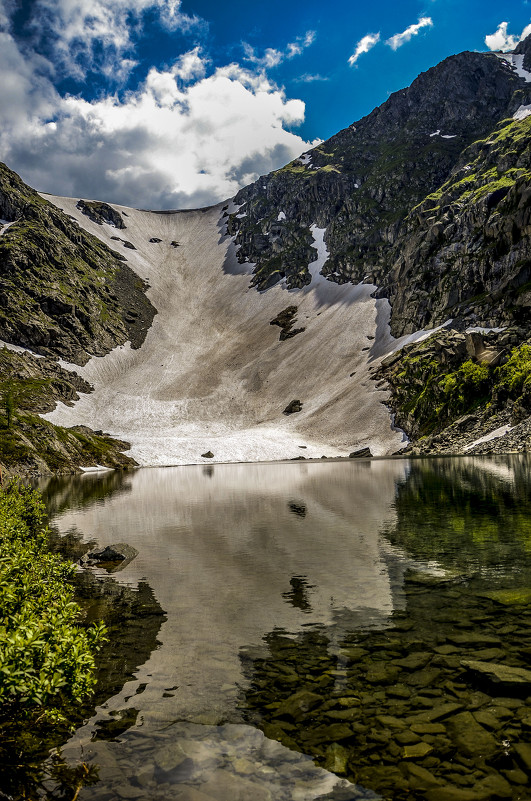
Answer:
39, 455, 531, 800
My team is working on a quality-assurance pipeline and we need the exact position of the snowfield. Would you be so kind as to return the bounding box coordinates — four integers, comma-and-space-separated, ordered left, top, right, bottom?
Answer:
43, 197, 409, 466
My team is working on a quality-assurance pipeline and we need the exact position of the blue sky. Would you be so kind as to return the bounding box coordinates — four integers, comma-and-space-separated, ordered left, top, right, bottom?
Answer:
0, 0, 530, 208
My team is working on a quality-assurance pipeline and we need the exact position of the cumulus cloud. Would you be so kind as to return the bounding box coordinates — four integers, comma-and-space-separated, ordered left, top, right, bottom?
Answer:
348, 33, 380, 66
386, 17, 433, 51
29, 0, 202, 80
243, 30, 316, 70
0, 2, 317, 209
0, 36, 314, 209
485, 21, 531, 52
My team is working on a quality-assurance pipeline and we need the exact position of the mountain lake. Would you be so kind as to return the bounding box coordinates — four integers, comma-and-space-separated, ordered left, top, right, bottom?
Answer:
27, 455, 531, 800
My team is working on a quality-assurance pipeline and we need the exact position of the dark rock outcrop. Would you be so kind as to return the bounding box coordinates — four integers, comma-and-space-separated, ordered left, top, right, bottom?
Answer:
270, 306, 306, 340
0, 164, 156, 364
283, 399, 303, 415
76, 199, 127, 229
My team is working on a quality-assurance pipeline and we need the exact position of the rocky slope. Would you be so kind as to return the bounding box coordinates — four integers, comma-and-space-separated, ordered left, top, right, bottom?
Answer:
228, 49, 530, 301
0, 163, 155, 365
225, 38, 531, 455
0, 164, 157, 474
0, 345, 137, 475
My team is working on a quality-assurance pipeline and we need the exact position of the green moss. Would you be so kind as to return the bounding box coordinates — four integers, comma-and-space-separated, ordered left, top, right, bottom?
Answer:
386, 337, 531, 437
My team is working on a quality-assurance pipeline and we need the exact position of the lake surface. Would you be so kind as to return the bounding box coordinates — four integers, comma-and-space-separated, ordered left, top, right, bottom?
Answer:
40, 456, 531, 800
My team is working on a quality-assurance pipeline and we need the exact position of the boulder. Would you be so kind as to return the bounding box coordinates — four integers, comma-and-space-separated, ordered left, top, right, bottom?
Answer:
349, 447, 372, 458
283, 399, 302, 415
201, 451, 214, 458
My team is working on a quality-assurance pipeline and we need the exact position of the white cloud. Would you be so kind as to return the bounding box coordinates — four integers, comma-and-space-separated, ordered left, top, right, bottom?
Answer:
29, 0, 201, 80
244, 31, 316, 70
386, 17, 433, 51
0, 3, 317, 209
171, 47, 207, 83
348, 32, 380, 66
294, 73, 330, 83
485, 21, 531, 52
0, 37, 314, 209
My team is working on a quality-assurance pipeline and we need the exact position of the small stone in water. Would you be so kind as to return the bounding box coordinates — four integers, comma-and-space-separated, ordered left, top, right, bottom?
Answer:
402, 742, 433, 759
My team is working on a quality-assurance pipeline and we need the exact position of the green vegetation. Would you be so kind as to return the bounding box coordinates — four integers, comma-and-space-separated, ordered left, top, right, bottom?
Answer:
386, 336, 531, 436
0, 481, 105, 798
0, 377, 50, 429
495, 343, 531, 397
415, 116, 531, 213
0, 481, 106, 714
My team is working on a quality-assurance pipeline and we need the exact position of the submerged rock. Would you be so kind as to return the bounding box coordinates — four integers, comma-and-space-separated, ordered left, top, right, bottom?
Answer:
81, 543, 138, 571
462, 660, 531, 695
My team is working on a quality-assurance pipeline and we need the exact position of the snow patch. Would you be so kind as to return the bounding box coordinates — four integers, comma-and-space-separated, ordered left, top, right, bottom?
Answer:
42, 199, 405, 464
0, 219, 15, 236
79, 464, 115, 473
465, 326, 505, 334
298, 153, 313, 167
496, 53, 531, 82
430, 131, 457, 139
464, 424, 513, 452
0, 339, 45, 358
514, 104, 531, 121
308, 224, 329, 282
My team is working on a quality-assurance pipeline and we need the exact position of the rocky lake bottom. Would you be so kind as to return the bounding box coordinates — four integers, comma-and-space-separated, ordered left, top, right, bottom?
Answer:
20, 455, 531, 800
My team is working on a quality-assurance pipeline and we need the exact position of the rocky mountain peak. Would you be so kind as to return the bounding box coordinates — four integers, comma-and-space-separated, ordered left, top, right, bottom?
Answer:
514, 31, 531, 71
228, 47, 530, 299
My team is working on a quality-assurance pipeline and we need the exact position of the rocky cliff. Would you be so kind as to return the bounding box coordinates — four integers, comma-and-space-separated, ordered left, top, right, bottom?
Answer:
0, 165, 158, 474
228, 49, 530, 305
0, 163, 156, 365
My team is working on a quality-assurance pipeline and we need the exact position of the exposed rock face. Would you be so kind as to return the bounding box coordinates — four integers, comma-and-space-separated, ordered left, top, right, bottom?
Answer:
381, 115, 531, 335
376, 327, 531, 455
269, 306, 305, 340
283, 399, 303, 415
0, 163, 156, 364
228, 49, 530, 300
76, 199, 127, 229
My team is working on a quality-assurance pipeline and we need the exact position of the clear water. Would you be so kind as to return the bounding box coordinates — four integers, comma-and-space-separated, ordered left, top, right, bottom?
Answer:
39, 456, 531, 800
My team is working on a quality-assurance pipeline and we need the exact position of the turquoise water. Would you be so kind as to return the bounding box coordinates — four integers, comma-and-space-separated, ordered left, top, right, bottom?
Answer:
37, 456, 531, 800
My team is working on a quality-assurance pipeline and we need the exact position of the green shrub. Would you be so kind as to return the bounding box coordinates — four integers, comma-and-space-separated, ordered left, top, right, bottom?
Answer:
495, 343, 531, 397
0, 482, 106, 718
440, 360, 491, 415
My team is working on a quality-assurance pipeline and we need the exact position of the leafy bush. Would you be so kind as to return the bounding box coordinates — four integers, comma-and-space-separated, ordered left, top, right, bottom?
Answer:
440, 360, 491, 416
0, 481, 106, 718
495, 343, 531, 397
